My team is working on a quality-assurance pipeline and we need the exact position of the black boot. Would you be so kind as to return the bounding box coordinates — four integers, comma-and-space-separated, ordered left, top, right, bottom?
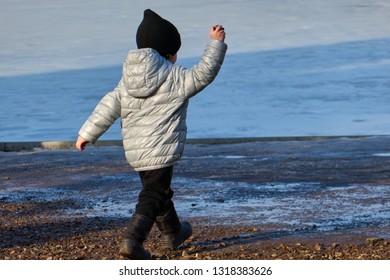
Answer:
119, 214, 154, 260
156, 208, 192, 250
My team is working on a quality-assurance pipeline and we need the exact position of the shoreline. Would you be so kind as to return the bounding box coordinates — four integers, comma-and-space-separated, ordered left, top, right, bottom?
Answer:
0, 134, 386, 152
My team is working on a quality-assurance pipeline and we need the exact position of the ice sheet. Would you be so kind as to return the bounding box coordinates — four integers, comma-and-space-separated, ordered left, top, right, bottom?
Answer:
1, 0, 390, 141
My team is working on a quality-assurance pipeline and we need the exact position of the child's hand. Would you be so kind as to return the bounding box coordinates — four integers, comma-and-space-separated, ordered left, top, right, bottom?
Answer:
210, 25, 226, 42
76, 135, 89, 151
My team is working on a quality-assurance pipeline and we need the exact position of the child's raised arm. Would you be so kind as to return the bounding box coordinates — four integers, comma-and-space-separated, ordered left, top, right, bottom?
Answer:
174, 26, 227, 100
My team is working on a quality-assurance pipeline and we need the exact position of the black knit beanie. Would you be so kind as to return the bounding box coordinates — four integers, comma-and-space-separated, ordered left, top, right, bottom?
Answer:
136, 9, 181, 58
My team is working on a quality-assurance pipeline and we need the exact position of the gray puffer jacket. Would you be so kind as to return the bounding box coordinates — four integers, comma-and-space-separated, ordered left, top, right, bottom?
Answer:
79, 39, 227, 171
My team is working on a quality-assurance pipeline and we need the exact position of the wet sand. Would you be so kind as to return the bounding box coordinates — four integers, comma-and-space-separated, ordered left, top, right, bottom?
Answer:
1, 136, 389, 259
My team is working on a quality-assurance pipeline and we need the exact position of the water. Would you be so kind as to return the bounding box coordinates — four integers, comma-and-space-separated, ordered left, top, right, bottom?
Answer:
1, 0, 390, 141
1, 174, 389, 235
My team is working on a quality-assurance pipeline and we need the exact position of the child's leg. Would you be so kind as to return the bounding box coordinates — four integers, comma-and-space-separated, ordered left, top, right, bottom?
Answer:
136, 166, 175, 219
136, 166, 192, 250
120, 166, 175, 259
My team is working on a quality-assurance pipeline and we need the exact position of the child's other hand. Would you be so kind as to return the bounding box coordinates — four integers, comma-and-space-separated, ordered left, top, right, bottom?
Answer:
210, 25, 226, 42
76, 135, 89, 151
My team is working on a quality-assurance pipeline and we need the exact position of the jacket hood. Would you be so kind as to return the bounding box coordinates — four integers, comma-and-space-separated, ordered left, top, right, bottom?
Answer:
122, 48, 171, 98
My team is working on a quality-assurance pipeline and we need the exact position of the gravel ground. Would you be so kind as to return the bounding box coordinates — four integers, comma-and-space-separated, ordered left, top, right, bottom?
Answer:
1, 200, 389, 260
1, 137, 390, 260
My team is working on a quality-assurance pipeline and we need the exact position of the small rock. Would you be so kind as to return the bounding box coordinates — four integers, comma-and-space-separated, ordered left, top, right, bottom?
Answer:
314, 243, 323, 251
331, 242, 339, 248
182, 250, 190, 257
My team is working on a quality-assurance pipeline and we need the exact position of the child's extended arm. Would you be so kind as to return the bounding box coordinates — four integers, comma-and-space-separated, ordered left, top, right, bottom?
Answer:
77, 90, 121, 150
176, 25, 227, 99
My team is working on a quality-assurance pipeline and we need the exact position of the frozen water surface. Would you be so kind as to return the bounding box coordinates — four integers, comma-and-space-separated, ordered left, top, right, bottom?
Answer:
1, 0, 390, 141
1, 177, 389, 238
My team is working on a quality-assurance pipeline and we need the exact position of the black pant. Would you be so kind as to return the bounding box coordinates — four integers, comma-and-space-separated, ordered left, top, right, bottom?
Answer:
135, 166, 175, 220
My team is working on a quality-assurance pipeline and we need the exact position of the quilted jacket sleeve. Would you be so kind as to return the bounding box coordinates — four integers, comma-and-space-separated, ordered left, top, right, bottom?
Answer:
177, 39, 227, 99
78, 89, 121, 144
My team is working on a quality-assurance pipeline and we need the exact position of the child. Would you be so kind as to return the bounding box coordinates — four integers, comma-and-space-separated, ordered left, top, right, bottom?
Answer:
76, 9, 227, 259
